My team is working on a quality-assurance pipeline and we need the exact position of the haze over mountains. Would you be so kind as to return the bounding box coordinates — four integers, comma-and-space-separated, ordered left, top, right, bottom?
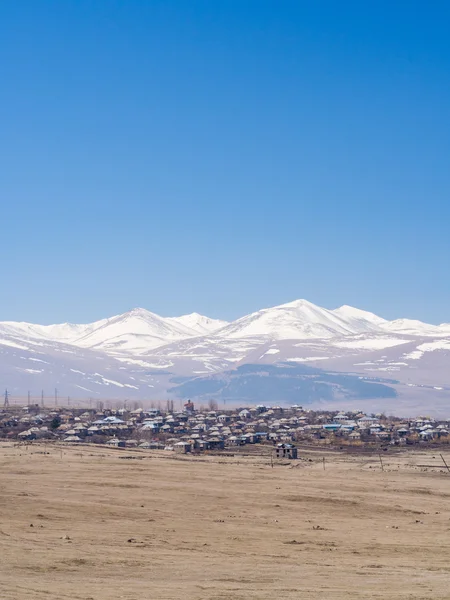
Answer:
1, 299, 450, 415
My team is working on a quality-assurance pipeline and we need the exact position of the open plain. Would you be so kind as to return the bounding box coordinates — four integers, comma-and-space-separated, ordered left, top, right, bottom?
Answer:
1, 443, 450, 600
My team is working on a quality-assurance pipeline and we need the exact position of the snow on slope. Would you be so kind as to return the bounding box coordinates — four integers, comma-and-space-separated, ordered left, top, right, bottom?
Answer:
73, 308, 201, 353
403, 339, 450, 360
0, 319, 108, 344
380, 318, 445, 337
332, 335, 410, 350
5, 300, 446, 357
215, 299, 372, 340
166, 312, 228, 335
2, 299, 449, 367
332, 305, 387, 329
0, 333, 167, 398
0, 309, 227, 356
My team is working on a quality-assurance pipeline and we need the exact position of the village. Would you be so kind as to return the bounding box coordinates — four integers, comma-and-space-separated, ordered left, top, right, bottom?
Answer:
1, 398, 449, 454
2, 399, 450, 600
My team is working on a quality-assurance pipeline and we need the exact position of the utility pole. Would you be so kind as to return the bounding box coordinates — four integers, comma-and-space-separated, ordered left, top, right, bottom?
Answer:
54, 388, 58, 407
4, 389, 9, 408
440, 454, 450, 474
27, 391, 30, 406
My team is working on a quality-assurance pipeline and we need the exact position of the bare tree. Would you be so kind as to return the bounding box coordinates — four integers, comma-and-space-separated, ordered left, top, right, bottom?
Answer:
208, 399, 218, 411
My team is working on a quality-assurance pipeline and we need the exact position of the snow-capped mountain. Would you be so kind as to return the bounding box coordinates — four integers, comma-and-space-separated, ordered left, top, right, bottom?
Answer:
1, 300, 445, 354
2, 299, 450, 415
215, 299, 381, 340
0, 308, 226, 356
73, 308, 201, 353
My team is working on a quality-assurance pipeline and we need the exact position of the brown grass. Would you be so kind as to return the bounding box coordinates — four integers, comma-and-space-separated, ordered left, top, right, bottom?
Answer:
1, 443, 450, 599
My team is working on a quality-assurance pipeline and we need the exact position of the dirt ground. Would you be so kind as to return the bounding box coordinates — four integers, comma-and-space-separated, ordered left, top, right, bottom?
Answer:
1, 443, 450, 600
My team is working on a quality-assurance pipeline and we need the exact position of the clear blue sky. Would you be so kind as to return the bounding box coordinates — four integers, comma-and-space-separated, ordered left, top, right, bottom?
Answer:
2, 1, 450, 324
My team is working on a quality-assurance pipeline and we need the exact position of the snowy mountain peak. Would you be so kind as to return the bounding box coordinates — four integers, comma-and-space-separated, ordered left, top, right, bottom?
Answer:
167, 312, 228, 335
122, 307, 157, 319
216, 298, 360, 340
278, 299, 318, 309
72, 307, 200, 353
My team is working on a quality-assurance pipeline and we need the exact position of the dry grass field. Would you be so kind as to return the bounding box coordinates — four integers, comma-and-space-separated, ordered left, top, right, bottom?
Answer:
1, 443, 450, 600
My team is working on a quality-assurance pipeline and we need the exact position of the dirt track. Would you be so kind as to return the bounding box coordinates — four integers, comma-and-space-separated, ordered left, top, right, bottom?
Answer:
1, 443, 450, 599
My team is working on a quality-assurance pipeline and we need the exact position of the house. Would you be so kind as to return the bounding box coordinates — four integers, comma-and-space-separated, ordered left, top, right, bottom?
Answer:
196, 439, 211, 451
225, 435, 240, 446
138, 440, 164, 449
334, 413, 349, 423
63, 435, 82, 443
358, 416, 379, 427
275, 443, 298, 459
183, 401, 195, 414
174, 441, 191, 454
396, 428, 409, 437
141, 420, 161, 432
138, 441, 152, 449
93, 416, 125, 426
106, 437, 125, 447
323, 423, 341, 432
419, 430, 435, 441
208, 437, 225, 450
87, 426, 101, 435
238, 409, 251, 419
17, 429, 36, 440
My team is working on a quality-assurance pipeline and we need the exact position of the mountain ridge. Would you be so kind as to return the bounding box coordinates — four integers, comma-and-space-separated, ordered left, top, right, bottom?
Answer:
1, 299, 444, 347
1, 299, 450, 415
